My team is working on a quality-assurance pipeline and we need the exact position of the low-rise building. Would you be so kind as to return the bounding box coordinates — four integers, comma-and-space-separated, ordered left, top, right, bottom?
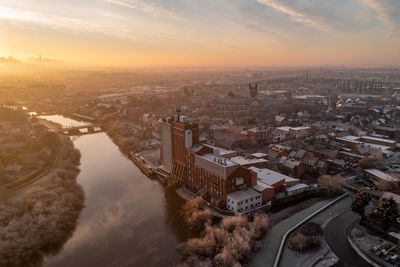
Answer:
364, 169, 400, 184
360, 136, 396, 147
278, 156, 304, 178
251, 152, 268, 159
286, 183, 310, 196
247, 126, 267, 143
227, 188, 262, 213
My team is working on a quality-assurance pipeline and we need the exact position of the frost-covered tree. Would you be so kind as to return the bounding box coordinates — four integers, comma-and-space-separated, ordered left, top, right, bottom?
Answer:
351, 187, 371, 221
377, 197, 399, 230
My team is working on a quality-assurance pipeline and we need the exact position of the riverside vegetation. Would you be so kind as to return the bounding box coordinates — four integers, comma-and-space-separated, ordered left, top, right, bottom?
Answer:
0, 135, 84, 266
179, 197, 269, 267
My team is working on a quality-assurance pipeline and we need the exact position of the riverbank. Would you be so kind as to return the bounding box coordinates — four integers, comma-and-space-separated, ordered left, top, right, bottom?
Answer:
101, 117, 138, 155
0, 135, 84, 266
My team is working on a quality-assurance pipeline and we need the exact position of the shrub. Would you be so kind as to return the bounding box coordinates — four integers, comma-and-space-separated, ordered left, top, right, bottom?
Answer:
179, 197, 269, 266
289, 233, 308, 251
289, 222, 322, 252
318, 174, 343, 197
181, 197, 212, 231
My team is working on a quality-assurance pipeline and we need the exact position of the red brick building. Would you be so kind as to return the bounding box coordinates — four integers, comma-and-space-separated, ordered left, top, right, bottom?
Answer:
164, 117, 256, 208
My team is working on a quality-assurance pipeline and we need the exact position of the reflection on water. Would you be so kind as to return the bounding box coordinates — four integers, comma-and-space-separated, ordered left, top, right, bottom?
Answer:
38, 115, 90, 128
43, 116, 191, 267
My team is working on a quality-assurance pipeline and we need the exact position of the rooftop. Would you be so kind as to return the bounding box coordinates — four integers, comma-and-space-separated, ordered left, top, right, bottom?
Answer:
365, 169, 400, 182
361, 135, 396, 144
200, 153, 237, 167
230, 156, 267, 166
286, 183, 309, 192
249, 166, 298, 186
227, 188, 260, 202
341, 135, 360, 141
251, 152, 268, 158
253, 183, 274, 192
203, 144, 236, 156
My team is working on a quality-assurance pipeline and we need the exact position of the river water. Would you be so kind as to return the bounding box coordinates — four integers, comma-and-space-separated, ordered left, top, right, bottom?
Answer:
40, 115, 189, 267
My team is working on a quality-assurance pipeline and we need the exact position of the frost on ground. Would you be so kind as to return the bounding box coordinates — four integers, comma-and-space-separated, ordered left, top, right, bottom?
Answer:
179, 197, 269, 267
0, 136, 84, 266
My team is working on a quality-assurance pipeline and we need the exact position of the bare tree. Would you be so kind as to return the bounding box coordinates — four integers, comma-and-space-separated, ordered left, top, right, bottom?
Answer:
318, 174, 343, 197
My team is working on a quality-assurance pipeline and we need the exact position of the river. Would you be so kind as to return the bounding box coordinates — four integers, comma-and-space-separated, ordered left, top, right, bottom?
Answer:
40, 115, 190, 267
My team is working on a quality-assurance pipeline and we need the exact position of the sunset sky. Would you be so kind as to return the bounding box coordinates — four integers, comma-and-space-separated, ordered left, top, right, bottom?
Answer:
0, 0, 399, 68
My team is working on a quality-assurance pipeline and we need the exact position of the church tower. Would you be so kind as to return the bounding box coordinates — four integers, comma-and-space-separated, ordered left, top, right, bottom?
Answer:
248, 83, 258, 101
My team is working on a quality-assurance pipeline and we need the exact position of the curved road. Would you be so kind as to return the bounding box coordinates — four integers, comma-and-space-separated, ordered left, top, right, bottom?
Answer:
324, 210, 373, 267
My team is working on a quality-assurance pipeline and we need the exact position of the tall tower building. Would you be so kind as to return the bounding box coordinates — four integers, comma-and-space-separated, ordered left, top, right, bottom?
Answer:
170, 116, 199, 183
248, 83, 258, 101
159, 114, 199, 182
160, 118, 173, 172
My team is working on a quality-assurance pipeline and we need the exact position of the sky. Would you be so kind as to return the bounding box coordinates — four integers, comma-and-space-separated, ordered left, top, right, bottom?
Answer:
0, 0, 399, 68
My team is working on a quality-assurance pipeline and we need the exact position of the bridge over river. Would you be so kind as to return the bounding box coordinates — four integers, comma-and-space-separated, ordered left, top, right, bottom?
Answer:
37, 116, 103, 136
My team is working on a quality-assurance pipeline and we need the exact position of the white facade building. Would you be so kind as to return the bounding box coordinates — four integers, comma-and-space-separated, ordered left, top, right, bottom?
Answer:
227, 188, 262, 213
160, 119, 173, 172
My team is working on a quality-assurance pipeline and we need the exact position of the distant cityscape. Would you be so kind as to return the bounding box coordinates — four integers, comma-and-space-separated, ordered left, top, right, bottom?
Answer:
1, 66, 400, 266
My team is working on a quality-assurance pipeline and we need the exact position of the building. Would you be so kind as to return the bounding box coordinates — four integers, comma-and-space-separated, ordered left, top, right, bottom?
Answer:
171, 117, 200, 184
159, 115, 199, 182
249, 166, 300, 202
249, 167, 285, 192
278, 156, 304, 178
247, 126, 267, 143
339, 79, 384, 96
212, 128, 250, 149
286, 183, 310, 196
248, 83, 258, 101
230, 156, 268, 168
360, 136, 396, 147
270, 128, 286, 143
193, 150, 257, 207
215, 92, 249, 117
227, 188, 262, 213
160, 118, 173, 172
251, 152, 268, 159
275, 126, 311, 139
363, 169, 400, 185
288, 126, 311, 138
215, 84, 258, 117
161, 116, 258, 209
252, 182, 275, 204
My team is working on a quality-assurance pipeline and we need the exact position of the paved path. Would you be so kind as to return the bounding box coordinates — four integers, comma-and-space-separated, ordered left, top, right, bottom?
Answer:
279, 195, 351, 267
250, 200, 330, 267
324, 210, 373, 267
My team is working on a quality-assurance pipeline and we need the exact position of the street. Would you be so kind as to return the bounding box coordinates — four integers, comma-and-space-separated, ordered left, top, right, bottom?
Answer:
324, 210, 373, 267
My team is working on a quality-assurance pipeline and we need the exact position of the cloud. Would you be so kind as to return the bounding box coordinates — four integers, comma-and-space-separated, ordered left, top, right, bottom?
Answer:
256, 0, 329, 30
254, 0, 379, 34
0, 56, 22, 65
102, 0, 183, 20
360, 0, 400, 36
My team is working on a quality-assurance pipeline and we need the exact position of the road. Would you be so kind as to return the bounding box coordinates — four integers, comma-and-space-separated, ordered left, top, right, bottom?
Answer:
10, 149, 59, 191
324, 210, 373, 267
